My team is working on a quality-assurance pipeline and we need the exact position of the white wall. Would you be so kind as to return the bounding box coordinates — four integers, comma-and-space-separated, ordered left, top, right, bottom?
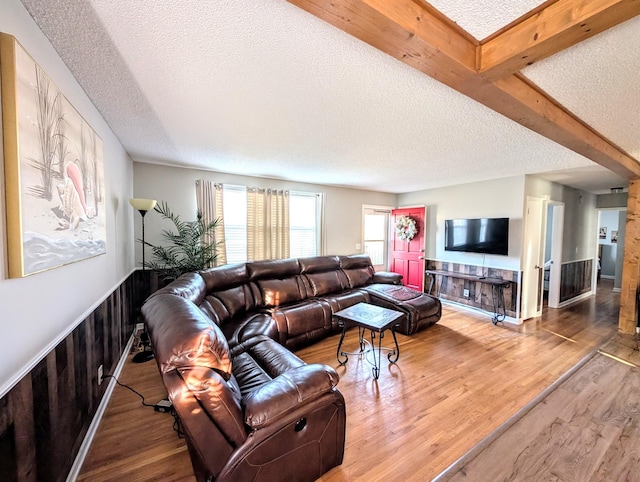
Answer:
525, 176, 597, 262
0, 0, 134, 395
397, 176, 526, 271
132, 162, 398, 260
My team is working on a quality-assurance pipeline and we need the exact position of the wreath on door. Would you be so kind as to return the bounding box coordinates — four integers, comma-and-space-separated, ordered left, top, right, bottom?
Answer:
395, 215, 417, 241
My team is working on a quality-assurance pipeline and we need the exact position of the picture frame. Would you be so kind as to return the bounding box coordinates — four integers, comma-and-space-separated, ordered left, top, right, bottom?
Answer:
1, 33, 106, 278
611, 230, 618, 243
599, 227, 607, 239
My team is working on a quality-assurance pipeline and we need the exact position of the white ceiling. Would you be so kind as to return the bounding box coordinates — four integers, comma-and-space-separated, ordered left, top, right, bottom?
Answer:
19, 0, 637, 194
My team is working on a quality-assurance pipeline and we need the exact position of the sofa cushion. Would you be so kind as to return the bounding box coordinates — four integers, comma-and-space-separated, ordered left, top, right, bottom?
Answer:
247, 258, 301, 280
200, 284, 256, 324
223, 312, 279, 355
200, 263, 249, 292
304, 270, 348, 297
231, 336, 306, 396
364, 283, 442, 335
317, 290, 370, 325
143, 294, 233, 380
298, 255, 340, 273
253, 277, 307, 307
339, 255, 375, 288
243, 364, 340, 429
270, 300, 332, 345
152, 272, 207, 304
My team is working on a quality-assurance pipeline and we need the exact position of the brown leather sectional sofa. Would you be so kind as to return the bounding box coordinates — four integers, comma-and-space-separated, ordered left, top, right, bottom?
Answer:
142, 254, 441, 481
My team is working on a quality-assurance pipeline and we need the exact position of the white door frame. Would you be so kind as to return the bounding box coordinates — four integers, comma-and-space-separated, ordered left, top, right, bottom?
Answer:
546, 201, 564, 308
362, 205, 393, 271
522, 196, 546, 320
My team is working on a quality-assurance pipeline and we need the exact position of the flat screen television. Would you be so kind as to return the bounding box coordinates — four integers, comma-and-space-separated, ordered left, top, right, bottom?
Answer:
444, 217, 509, 256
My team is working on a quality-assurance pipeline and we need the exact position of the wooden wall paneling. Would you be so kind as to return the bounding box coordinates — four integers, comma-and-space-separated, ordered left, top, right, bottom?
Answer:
560, 259, 593, 302
11, 377, 36, 481
0, 273, 140, 481
425, 259, 518, 317
0, 391, 17, 480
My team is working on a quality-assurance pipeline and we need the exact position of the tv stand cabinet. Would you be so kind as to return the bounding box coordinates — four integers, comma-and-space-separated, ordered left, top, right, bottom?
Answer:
425, 269, 511, 324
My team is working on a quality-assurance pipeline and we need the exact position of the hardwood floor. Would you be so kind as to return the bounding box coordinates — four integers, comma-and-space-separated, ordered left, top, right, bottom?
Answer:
78, 280, 632, 481
441, 352, 640, 481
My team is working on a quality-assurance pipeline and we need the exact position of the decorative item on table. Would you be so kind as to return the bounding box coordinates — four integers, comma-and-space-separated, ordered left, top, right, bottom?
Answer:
395, 215, 417, 241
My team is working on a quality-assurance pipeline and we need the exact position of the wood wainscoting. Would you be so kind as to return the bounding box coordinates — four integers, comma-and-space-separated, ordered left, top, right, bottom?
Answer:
426, 259, 519, 318
0, 270, 150, 482
560, 258, 594, 303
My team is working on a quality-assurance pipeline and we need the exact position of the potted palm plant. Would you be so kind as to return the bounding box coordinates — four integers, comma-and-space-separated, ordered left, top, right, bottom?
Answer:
145, 201, 221, 282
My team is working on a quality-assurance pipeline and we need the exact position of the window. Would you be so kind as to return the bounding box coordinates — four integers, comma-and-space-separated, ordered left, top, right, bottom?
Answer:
222, 184, 247, 264
363, 206, 390, 270
221, 185, 321, 263
290, 191, 320, 258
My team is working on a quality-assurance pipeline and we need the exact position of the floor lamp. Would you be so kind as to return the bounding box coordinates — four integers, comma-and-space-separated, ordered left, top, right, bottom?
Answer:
130, 198, 157, 363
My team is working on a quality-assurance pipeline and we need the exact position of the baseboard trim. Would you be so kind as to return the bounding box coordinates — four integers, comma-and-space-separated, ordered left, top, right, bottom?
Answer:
66, 333, 136, 482
557, 290, 593, 308
440, 299, 519, 325
431, 348, 598, 481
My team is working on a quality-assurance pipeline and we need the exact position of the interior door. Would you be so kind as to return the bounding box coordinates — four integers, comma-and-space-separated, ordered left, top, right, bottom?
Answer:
390, 207, 426, 291
522, 197, 546, 320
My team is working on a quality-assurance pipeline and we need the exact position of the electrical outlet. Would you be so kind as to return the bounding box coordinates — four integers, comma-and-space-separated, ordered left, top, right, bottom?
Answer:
97, 365, 104, 385
463, 288, 470, 298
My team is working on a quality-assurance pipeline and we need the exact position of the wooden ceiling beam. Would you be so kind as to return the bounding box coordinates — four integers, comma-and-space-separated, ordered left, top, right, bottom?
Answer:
480, 0, 640, 81
287, 0, 478, 89
287, 0, 640, 178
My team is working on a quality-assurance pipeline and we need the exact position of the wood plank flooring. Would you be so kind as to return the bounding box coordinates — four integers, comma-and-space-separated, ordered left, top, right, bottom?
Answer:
78, 280, 632, 481
441, 352, 640, 481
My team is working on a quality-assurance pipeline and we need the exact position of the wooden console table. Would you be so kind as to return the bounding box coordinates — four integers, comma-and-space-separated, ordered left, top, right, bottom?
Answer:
425, 269, 511, 325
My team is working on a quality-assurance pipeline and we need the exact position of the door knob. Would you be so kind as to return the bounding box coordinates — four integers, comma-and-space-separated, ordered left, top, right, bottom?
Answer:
418, 256, 424, 260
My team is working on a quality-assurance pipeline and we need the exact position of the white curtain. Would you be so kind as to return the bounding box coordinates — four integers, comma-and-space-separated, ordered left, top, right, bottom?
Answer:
196, 180, 227, 266
247, 188, 290, 261
318, 192, 327, 256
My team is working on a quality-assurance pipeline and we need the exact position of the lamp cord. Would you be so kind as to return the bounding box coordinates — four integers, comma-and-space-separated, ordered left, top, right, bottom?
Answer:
103, 375, 154, 407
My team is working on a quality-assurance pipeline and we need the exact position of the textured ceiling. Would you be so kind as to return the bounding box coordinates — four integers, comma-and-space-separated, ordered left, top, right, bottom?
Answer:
427, 0, 547, 40
522, 15, 640, 163
18, 0, 636, 194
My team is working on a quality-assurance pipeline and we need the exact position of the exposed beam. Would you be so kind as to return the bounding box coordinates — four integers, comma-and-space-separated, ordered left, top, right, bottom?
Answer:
487, 74, 640, 179
287, 0, 640, 179
287, 0, 478, 90
619, 179, 640, 335
480, 0, 640, 80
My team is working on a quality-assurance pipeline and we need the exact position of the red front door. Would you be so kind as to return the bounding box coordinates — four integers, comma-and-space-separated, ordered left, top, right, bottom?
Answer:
390, 207, 426, 291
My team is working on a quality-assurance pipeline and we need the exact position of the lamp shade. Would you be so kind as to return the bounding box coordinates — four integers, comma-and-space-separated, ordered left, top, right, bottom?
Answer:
129, 198, 157, 211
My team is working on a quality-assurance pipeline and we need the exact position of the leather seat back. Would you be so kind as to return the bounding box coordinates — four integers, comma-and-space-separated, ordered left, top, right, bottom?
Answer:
338, 254, 375, 288
299, 256, 349, 296
143, 293, 233, 379
199, 264, 256, 325
247, 258, 308, 308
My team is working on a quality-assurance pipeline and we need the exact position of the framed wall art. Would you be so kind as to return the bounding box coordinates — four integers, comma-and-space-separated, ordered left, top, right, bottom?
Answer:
1, 33, 106, 278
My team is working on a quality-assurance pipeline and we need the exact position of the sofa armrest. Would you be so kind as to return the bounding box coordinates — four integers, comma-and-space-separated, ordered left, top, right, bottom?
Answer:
243, 364, 339, 430
372, 271, 402, 285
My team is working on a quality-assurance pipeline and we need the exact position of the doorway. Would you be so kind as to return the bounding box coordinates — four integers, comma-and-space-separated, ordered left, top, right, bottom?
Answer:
544, 202, 564, 309
596, 208, 626, 292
